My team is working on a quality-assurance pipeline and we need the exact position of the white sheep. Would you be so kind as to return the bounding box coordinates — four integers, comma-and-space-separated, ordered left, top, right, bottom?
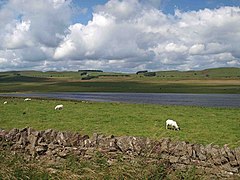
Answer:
55, 104, 63, 110
166, 119, 180, 130
24, 98, 31, 101
3, 101, 7, 104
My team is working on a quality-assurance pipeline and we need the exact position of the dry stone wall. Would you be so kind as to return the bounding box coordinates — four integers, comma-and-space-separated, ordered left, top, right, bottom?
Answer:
0, 127, 239, 178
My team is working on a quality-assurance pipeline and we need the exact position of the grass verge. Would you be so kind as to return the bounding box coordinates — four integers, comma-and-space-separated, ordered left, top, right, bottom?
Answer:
0, 144, 201, 180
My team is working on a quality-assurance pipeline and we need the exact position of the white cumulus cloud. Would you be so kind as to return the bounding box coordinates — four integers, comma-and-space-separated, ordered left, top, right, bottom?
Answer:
0, 0, 72, 71
0, 0, 239, 72
3, 20, 32, 49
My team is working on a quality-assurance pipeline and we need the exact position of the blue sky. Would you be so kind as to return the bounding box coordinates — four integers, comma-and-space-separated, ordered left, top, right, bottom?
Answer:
72, 0, 108, 24
162, 0, 240, 14
73, 0, 240, 24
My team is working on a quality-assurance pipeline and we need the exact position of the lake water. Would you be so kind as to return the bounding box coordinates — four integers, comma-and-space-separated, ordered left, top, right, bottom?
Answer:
1, 92, 240, 108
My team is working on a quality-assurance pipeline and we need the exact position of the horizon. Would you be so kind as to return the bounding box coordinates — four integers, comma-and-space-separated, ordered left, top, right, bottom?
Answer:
0, 0, 240, 72
1, 66, 239, 74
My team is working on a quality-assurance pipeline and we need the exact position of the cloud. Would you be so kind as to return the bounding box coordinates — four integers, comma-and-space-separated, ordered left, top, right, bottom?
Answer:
0, 0, 240, 72
165, 43, 188, 53
94, 0, 142, 21
54, 1, 240, 71
189, 44, 205, 55
3, 20, 32, 49
0, 0, 72, 71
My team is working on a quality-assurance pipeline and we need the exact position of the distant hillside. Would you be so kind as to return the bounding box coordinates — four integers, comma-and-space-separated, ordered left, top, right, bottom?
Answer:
0, 67, 239, 93
155, 67, 240, 79
201, 67, 240, 78
1, 67, 240, 80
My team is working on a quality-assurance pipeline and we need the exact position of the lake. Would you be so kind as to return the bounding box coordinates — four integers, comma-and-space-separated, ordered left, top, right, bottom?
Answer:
1, 92, 240, 108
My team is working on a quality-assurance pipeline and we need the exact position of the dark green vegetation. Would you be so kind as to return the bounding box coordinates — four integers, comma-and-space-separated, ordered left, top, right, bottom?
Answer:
0, 67, 239, 93
1, 97, 239, 148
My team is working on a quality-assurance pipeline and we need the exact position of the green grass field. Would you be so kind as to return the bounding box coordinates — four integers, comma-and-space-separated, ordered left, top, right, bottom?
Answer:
0, 67, 240, 93
0, 68, 239, 179
1, 97, 239, 148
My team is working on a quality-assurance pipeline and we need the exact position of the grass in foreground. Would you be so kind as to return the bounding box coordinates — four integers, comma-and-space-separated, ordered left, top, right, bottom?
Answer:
0, 146, 202, 180
0, 97, 239, 148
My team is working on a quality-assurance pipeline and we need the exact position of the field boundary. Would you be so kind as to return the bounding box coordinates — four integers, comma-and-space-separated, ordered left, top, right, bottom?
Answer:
1, 127, 239, 178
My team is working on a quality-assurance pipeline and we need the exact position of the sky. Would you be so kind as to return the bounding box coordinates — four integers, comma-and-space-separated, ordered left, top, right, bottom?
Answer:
0, 0, 240, 72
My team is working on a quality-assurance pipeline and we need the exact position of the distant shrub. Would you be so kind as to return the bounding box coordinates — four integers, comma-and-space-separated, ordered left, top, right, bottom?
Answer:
78, 70, 103, 72
144, 72, 156, 77
80, 72, 88, 76
13, 73, 21, 76
81, 76, 97, 80
136, 70, 148, 74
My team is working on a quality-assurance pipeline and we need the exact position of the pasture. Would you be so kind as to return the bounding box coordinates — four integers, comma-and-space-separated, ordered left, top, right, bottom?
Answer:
0, 67, 240, 94
1, 97, 239, 148
1, 68, 239, 179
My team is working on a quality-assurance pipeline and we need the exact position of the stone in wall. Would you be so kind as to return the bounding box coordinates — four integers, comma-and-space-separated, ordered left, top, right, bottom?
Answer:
224, 145, 238, 166
235, 147, 240, 166
116, 136, 152, 155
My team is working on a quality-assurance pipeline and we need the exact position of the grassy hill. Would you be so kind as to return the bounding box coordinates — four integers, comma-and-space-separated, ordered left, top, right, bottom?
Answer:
1, 67, 240, 80
155, 67, 240, 80
0, 67, 239, 93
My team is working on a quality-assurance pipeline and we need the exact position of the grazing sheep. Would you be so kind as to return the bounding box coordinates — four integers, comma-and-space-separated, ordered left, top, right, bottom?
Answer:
24, 98, 31, 101
166, 119, 180, 130
55, 104, 63, 110
3, 101, 7, 104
